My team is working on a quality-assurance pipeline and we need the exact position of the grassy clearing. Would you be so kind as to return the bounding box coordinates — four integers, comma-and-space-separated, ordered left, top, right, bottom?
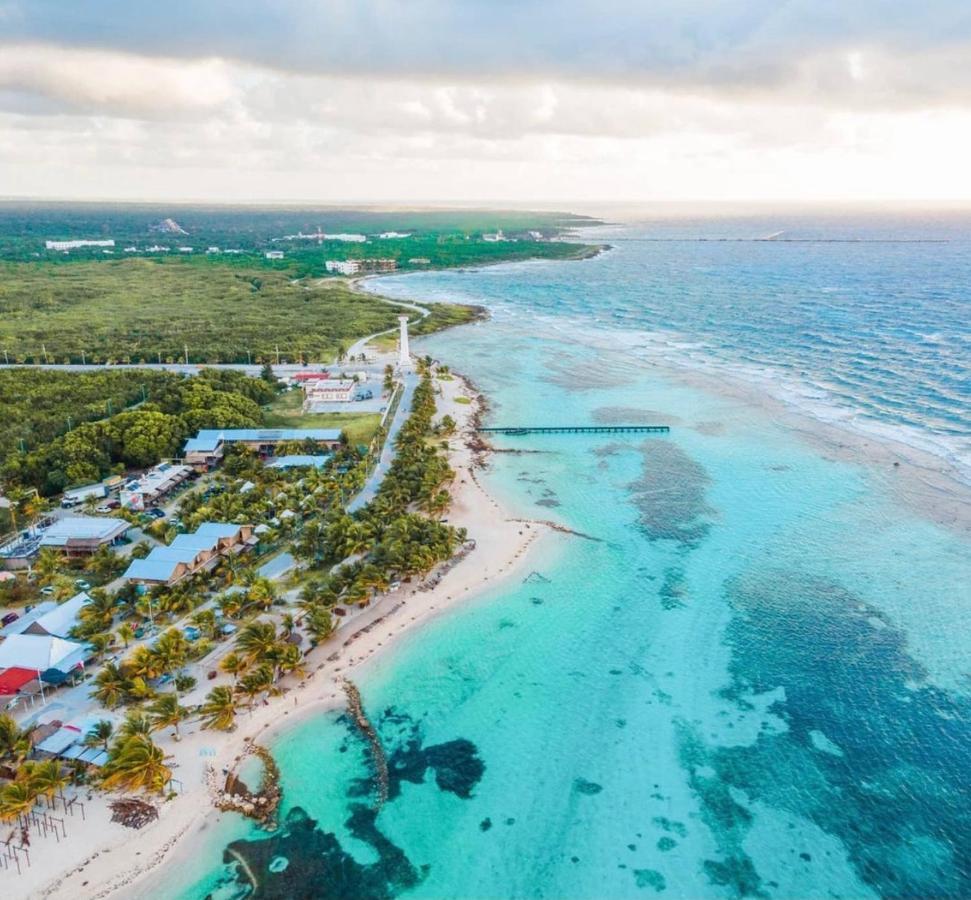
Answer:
262, 390, 382, 445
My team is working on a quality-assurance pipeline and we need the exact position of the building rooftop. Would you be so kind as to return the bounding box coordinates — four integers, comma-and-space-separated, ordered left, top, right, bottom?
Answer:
31, 591, 91, 638
0, 601, 58, 637
0, 634, 88, 672
38, 516, 129, 547
183, 428, 343, 454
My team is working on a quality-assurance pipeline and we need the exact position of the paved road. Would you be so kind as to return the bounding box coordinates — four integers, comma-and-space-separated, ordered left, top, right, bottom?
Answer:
348, 372, 418, 512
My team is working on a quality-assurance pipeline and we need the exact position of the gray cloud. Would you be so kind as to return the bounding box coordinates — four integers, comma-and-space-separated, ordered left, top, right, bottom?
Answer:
2, 0, 970, 101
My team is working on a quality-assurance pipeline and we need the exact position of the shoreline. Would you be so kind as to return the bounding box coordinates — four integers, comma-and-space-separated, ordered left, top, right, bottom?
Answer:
22, 369, 560, 900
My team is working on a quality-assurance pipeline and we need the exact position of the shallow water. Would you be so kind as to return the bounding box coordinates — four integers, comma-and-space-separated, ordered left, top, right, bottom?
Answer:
178, 213, 970, 899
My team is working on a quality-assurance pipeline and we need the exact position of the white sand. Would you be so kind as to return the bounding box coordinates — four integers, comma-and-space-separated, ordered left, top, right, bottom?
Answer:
19, 372, 558, 900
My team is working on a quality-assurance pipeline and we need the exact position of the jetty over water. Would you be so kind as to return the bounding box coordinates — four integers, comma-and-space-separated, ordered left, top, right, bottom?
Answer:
478, 425, 670, 435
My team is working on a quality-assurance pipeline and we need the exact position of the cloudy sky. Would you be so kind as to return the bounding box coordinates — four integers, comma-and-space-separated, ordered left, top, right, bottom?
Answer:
2, 0, 970, 204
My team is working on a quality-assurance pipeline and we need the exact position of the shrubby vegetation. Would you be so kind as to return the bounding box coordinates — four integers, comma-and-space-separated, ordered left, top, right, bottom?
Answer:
0, 260, 408, 364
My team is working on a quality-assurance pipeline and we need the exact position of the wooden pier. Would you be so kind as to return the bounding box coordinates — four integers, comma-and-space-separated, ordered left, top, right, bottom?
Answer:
477, 425, 670, 435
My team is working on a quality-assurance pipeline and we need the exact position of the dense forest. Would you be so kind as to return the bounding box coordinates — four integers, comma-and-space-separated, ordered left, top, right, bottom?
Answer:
1, 369, 277, 495
0, 368, 179, 460
0, 261, 418, 364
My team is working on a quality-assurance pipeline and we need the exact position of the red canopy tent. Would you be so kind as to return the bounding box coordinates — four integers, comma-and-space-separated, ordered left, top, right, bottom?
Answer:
0, 667, 38, 695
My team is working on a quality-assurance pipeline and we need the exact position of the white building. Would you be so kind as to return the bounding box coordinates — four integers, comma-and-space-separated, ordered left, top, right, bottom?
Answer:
303, 379, 357, 408
378, 231, 412, 239
482, 229, 506, 242
326, 259, 362, 275
45, 239, 115, 251
265, 250, 285, 260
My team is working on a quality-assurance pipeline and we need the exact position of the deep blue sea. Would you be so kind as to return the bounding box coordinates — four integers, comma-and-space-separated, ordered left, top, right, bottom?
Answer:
173, 211, 970, 899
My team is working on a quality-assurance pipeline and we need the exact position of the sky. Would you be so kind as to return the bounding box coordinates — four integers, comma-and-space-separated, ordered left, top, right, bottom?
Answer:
1, 1, 971, 204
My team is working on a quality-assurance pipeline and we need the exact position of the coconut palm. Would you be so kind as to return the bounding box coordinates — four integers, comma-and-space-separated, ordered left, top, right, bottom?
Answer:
276, 643, 305, 680
26, 759, 69, 808
305, 606, 335, 643
84, 719, 114, 752
0, 714, 29, 766
219, 651, 247, 683
0, 779, 38, 822
199, 686, 237, 731
236, 621, 278, 664
237, 664, 275, 707
148, 693, 188, 739
33, 547, 65, 585
117, 622, 136, 648
92, 662, 131, 709
118, 711, 153, 740
79, 589, 117, 632
100, 734, 172, 794
246, 577, 277, 612
87, 631, 116, 662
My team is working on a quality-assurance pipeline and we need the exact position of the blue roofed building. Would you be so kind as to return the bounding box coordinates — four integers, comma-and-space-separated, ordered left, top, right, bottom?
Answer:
183, 428, 343, 470
123, 522, 255, 586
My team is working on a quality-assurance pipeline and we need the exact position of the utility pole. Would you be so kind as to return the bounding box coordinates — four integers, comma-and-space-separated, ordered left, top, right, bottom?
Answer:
3, 349, 7, 365
184, 344, 189, 365
276, 345, 280, 365
66, 416, 72, 431
80, 349, 86, 365
42, 343, 49, 364
158, 351, 162, 365
246, 349, 251, 365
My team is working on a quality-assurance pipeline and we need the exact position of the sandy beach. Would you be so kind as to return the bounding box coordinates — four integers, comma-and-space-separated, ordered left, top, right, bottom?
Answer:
15, 369, 558, 900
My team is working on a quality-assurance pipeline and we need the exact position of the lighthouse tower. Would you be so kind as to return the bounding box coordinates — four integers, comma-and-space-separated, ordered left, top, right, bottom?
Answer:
397, 316, 411, 369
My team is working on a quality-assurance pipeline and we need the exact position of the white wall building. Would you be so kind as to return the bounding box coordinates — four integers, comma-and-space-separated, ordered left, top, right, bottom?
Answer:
303, 379, 357, 408
45, 239, 115, 250
265, 250, 285, 259
326, 259, 362, 275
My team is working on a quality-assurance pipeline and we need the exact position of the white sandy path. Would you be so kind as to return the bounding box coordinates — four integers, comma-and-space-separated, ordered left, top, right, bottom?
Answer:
18, 371, 562, 900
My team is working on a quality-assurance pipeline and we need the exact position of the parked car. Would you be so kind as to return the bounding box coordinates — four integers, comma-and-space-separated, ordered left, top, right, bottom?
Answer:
1, 612, 19, 627
95, 505, 114, 514
74, 579, 91, 590
39, 586, 55, 596
147, 508, 166, 520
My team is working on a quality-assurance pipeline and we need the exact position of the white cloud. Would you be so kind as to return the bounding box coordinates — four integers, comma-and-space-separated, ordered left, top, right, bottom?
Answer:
0, 44, 237, 117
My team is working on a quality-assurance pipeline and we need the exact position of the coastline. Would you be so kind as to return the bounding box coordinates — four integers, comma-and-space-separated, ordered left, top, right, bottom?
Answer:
20, 368, 561, 900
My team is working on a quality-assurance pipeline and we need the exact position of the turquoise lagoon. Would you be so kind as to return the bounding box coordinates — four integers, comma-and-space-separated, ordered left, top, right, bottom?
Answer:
179, 215, 970, 899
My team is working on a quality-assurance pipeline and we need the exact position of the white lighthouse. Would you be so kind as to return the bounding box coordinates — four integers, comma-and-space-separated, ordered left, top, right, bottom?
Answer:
397, 315, 411, 369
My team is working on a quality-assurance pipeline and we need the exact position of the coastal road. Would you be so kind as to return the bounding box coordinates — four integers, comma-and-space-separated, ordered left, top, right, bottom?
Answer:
348, 371, 418, 512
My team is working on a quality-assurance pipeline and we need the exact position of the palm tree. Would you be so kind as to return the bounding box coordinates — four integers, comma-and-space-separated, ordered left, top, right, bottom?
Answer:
100, 734, 172, 794
305, 606, 335, 643
117, 622, 136, 649
92, 662, 130, 709
236, 621, 278, 664
246, 577, 277, 612
199, 686, 237, 731
276, 643, 305, 680
84, 719, 114, 752
34, 547, 65, 585
79, 589, 117, 632
148, 693, 188, 740
0, 779, 37, 822
27, 759, 69, 808
88, 631, 116, 662
279, 613, 296, 640
238, 664, 275, 707
219, 652, 247, 683
118, 711, 153, 740
0, 714, 29, 766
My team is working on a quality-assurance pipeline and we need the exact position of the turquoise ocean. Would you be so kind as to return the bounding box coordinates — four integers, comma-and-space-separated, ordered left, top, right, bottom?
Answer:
177, 211, 970, 899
